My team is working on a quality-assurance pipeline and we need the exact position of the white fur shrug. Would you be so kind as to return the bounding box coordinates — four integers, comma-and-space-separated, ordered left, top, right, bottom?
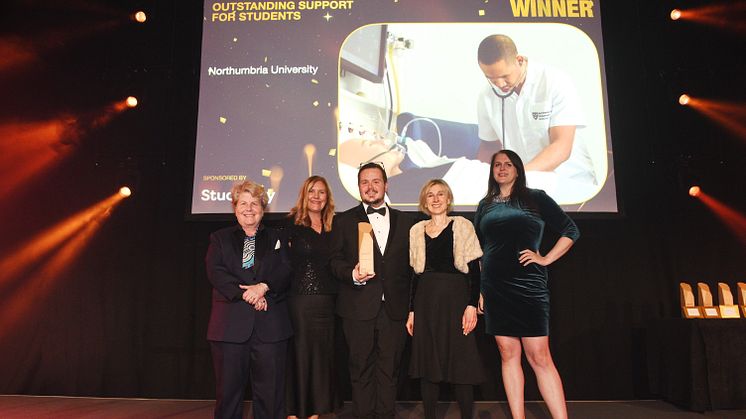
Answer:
409, 216, 483, 274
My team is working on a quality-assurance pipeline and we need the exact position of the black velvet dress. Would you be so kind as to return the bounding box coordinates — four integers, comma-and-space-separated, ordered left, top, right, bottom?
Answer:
286, 224, 342, 417
474, 189, 579, 337
409, 221, 486, 384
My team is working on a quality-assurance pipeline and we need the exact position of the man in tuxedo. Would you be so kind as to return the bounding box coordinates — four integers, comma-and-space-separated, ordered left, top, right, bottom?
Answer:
330, 162, 414, 419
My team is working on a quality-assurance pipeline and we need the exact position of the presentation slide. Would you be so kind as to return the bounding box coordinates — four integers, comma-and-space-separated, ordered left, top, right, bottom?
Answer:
192, 0, 616, 214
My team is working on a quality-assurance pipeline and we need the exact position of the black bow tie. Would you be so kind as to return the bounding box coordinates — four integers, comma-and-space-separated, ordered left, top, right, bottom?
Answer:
366, 206, 386, 216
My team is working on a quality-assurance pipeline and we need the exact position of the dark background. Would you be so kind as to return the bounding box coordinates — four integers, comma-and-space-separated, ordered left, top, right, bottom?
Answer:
0, 0, 744, 401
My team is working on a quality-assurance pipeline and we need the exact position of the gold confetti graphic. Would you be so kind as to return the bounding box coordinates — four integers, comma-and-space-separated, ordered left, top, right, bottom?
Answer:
304, 144, 317, 176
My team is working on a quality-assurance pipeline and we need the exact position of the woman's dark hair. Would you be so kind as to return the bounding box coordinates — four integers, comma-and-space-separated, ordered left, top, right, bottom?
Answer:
483, 150, 536, 210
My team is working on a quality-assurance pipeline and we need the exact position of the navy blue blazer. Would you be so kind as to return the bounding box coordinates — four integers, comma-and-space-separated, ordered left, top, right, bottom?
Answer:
205, 224, 292, 343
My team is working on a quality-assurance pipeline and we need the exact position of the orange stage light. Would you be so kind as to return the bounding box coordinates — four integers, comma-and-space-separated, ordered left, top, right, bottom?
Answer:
93, 97, 138, 128
134, 11, 147, 23
0, 37, 38, 72
670, 9, 681, 20
0, 200, 119, 336
2, 20, 124, 74
693, 191, 746, 246
671, 4, 746, 33
119, 186, 132, 197
0, 98, 138, 200
684, 96, 746, 141
0, 118, 81, 199
0, 192, 124, 285
679, 94, 690, 106
688, 186, 701, 197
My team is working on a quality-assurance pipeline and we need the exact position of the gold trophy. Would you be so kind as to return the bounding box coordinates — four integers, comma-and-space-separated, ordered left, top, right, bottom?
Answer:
717, 283, 741, 318
679, 283, 702, 318
358, 222, 375, 276
738, 282, 746, 317
697, 282, 720, 318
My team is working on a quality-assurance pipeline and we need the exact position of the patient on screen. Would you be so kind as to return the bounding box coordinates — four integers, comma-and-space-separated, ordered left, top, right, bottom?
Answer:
338, 138, 406, 178
337, 111, 598, 205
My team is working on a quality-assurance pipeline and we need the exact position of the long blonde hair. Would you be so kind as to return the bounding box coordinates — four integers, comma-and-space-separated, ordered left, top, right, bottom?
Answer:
288, 176, 335, 232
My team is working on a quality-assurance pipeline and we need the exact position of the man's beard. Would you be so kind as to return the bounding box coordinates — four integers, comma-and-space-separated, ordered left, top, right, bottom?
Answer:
362, 193, 384, 207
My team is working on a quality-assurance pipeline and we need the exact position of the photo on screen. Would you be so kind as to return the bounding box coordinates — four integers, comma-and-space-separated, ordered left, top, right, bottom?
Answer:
337, 23, 610, 209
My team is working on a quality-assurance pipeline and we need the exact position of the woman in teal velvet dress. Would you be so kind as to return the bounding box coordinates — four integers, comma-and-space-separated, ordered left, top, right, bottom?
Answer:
474, 150, 579, 419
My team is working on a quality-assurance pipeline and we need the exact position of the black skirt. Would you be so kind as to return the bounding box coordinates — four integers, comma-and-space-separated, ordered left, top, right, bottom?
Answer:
286, 294, 342, 416
409, 271, 485, 384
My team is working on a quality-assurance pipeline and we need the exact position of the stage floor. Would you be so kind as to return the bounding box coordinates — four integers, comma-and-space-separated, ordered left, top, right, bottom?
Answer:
1, 395, 744, 418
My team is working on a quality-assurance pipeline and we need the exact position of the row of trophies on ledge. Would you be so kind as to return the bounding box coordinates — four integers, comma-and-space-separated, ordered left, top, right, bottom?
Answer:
680, 282, 746, 319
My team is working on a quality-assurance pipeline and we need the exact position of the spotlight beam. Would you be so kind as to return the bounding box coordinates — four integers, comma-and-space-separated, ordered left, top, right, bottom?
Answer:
0, 119, 80, 199
93, 97, 138, 129
0, 36, 37, 72
0, 193, 123, 286
0, 20, 124, 74
0, 100, 137, 200
674, 4, 746, 33
695, 191, 746, 246
0, 208, 114, 337
687, 97, 746, 141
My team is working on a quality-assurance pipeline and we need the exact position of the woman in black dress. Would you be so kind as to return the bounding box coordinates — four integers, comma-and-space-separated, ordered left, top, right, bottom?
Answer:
407, 179, 485, 419
286, 176, 342, 419
474, 151, 579, 419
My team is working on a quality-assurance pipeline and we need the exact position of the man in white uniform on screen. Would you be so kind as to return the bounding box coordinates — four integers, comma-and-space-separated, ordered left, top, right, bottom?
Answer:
475, 34, 597, 203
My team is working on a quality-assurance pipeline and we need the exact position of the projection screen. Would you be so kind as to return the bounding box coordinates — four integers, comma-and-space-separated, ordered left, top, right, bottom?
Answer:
192, 0, 616, 214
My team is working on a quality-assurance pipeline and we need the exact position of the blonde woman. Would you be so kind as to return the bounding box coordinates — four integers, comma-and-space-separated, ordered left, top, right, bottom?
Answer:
407, 179, 485, 419
286, 176, 342, 419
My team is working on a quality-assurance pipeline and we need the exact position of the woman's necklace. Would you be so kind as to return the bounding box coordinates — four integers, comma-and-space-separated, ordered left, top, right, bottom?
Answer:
427, 217, 448, 236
